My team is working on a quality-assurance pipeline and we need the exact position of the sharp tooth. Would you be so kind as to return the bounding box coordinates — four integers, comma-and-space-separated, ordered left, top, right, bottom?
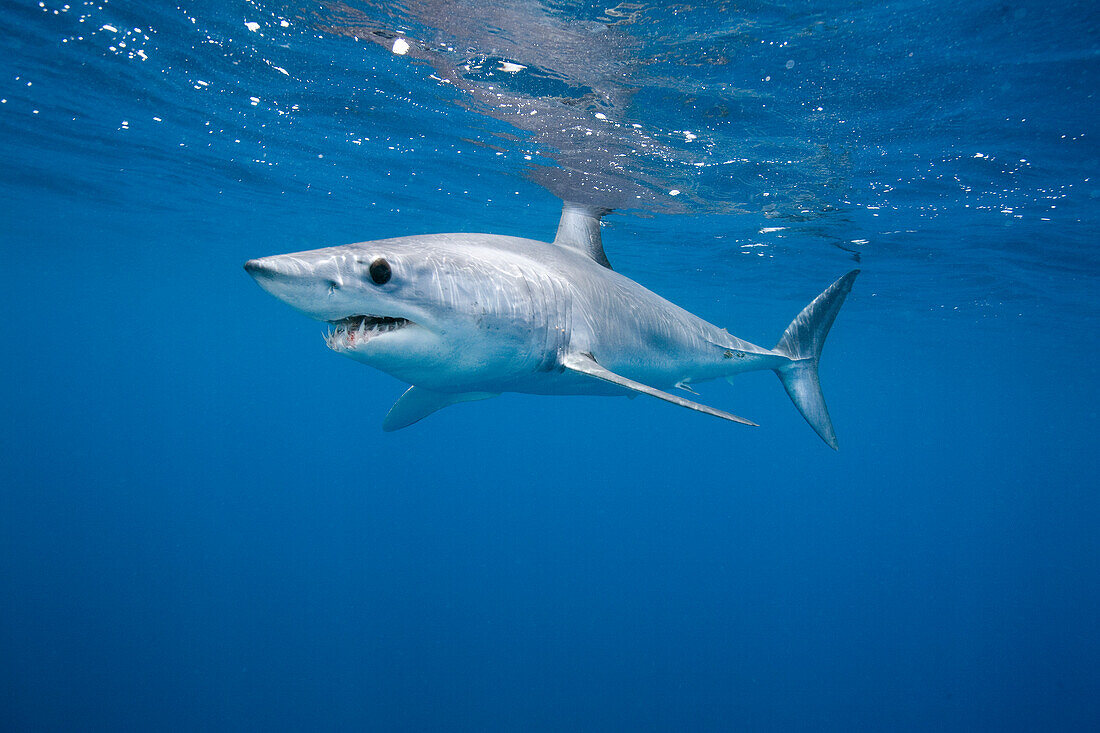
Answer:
357, 319, 367, 336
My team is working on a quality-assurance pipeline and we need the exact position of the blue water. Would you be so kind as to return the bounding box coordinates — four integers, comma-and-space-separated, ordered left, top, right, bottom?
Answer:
2, 1, 1098, 729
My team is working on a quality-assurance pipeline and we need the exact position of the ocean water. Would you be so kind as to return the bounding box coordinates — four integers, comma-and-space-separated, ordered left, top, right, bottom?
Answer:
1, 0, 1098, 730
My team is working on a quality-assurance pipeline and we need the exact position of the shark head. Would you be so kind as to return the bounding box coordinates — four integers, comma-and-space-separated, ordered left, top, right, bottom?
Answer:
244, 243, 451, 368
244, 237, 563, 389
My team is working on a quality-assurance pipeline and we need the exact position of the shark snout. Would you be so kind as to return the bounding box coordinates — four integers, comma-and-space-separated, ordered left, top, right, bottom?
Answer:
244, 252, 355, 321
244, 255, 328, 289
244, 253, 341, 281
244, 256, 294, 280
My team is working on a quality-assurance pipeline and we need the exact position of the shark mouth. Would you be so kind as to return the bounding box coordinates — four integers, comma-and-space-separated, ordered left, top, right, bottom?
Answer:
324, 314, 413, 349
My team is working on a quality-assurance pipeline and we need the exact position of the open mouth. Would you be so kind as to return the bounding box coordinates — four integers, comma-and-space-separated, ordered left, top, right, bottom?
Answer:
324, 314, 413, 349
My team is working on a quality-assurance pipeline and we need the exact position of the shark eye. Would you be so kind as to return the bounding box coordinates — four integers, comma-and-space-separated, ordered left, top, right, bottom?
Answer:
369, 258, 391, 285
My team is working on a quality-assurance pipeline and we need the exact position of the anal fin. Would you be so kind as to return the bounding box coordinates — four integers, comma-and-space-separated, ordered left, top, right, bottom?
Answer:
383, 386, 497, 432
562, 352, 756, 427
675, 380, 699, 395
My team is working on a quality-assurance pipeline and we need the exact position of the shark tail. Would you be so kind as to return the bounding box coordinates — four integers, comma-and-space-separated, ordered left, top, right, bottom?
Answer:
771, 270, 860, 450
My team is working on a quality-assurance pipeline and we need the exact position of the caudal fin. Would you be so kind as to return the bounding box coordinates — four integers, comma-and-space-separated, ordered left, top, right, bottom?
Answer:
772, 270, 859, 449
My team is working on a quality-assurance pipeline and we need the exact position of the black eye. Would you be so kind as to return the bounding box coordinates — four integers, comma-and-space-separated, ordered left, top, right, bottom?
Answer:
369, 258, 391, 285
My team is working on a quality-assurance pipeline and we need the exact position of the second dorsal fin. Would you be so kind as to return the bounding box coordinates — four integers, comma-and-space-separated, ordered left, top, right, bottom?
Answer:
553, 201, 613, 269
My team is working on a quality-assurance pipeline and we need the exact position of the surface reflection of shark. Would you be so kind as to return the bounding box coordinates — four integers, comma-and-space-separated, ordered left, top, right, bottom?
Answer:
245, 203, 858, 448
318, 1, 848, 217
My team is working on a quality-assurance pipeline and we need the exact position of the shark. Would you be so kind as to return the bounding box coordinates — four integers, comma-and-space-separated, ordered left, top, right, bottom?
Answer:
244, 202, 858, 448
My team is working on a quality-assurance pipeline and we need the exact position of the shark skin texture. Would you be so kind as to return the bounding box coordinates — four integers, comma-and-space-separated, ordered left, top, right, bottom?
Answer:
245, 202, 858, 448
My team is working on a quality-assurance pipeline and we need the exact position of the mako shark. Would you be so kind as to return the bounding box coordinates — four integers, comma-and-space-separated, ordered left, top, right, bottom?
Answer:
245, 203, 858, 448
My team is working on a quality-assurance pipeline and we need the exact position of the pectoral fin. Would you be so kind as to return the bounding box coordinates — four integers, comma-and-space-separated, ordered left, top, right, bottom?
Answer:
562, 352, 757, 427
382, 386, 497, 432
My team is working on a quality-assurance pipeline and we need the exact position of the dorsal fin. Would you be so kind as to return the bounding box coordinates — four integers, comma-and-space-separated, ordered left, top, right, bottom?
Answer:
553, 201, 613, 269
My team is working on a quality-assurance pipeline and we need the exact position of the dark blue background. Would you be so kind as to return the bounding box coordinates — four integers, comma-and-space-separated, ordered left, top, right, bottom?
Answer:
2, 1, 1098, 730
